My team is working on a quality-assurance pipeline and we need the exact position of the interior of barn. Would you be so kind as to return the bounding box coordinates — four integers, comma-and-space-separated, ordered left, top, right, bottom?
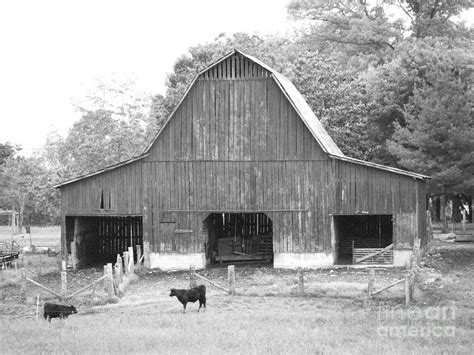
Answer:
204, 213, 273, 265
66, 216, 143, 268
334, 214, 393, 265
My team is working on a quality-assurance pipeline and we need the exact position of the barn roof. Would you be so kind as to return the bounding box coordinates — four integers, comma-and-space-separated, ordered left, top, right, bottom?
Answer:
55, 49, 428, 188
53, 153, 148, 188
142, 49, 344, 157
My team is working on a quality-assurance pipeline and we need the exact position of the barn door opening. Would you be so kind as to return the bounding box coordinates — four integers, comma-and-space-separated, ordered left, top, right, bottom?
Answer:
334, 215, 393, 265
65, 216, 143, 268
203, 213, 273, 266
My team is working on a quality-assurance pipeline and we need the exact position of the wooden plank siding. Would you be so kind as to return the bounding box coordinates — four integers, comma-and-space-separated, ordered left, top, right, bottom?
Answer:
142, 53, 332, 254
61, 162, 143, 216
333, 159, 427, 249
59, 51, 427, 261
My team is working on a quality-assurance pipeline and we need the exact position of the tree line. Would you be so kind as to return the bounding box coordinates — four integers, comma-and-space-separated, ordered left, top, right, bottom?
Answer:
1, 0, 472, 230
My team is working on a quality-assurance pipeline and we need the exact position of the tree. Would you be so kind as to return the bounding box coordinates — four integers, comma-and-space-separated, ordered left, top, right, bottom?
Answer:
288, 0, 404, 65
0, 142, 19, 165
0, 156, 53, 231
389, 0, 474, 39
45, 109, 147, 179
44, 75, 158, 180
387, 37, 474, 229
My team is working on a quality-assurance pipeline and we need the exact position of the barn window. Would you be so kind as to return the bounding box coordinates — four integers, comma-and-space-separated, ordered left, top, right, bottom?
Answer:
100, 190, 105, 210
99, 189, 113, 210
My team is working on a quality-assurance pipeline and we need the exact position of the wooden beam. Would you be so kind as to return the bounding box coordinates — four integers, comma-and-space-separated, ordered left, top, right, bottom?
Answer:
194, 272, 230, 294
371, 278, 405, 296
355, 244, 393, 264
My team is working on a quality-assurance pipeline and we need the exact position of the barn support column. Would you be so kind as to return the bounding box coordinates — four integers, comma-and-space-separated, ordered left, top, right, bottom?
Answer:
61, 215, 67, 264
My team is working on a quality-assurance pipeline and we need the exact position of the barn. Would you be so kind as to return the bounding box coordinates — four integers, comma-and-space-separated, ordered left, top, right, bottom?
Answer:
55, 50, 429, 270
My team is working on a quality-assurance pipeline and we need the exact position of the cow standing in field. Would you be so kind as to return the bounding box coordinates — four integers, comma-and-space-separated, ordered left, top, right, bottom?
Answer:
43, 302, 77, 321
169, 285, 206, 313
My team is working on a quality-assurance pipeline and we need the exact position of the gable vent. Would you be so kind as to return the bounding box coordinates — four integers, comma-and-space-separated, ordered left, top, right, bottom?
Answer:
201, 53, 270, 80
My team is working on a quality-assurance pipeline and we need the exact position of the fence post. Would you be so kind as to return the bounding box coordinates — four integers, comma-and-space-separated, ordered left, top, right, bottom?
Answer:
35, 295, 40, 321
116, 254, 123, 284
128, 246, 135, 275
123, 251, 129, 276
136, 245, 142, 270
61, 270, 67, 301
20, 268, 26, 303
368, 269, 375, 299
298, 267, 304, 295
228, 265, 235, 296
405, 274, 411, 306
104, 264, 114, 298
143, 242, 150, 269
189, 265, 196, 288
71, 239, 78, 270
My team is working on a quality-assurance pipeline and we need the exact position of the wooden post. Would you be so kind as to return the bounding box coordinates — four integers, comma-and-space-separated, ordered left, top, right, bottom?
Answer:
405, 274, 411, 307
189, 265, 197, 288
297, 267, 304, 295
35, 295, 40, 321
71, 240, 78, 270
116, 255, 123, 284
143, 241, 150, 269
368, 269, 375, 298
136, 245, 142, 269
123, 251, 129, 275
228, 265, 235, 296
20, 268, 27, 303
39, 253, 42, 276
104, 264, 114, 298
61, 260, 66, 271
128, 247, 135, 275
61, 270, 67, 301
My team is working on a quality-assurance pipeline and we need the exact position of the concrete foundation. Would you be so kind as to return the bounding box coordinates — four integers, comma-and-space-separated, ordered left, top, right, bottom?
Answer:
149, 252, 206, 271
274, 252, 334, 269
393, 249, 413, 267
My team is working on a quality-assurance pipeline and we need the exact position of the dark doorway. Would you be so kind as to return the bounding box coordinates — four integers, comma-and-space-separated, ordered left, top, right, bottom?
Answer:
204, 213, 273, 265
65, 216, 143, 267
334, 215, 393, 265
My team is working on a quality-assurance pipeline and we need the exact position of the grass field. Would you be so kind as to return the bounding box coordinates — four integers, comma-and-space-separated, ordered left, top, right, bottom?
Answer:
1, 227, 473, 354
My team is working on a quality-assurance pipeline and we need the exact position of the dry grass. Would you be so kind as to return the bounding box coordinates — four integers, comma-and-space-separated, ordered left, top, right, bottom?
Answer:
1, 293, 471, 354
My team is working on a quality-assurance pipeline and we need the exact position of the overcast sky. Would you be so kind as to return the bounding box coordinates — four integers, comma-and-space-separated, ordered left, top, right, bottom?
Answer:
0, 0, 291, 155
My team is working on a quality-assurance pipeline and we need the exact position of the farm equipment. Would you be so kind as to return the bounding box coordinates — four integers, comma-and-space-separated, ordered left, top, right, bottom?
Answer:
0, 240, 21, 268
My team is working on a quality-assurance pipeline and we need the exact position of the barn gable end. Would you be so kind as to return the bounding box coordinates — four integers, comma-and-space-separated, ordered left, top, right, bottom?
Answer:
145, 51, 332, 162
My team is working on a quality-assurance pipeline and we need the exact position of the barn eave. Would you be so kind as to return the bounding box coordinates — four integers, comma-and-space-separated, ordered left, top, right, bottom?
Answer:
329, 154, 430, 180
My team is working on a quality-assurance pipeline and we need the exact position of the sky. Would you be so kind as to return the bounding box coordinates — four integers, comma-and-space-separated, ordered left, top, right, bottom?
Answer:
0, 0, 291, 155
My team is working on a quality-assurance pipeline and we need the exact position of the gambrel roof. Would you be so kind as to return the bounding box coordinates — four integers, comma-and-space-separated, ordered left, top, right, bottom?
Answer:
55, 49, 428, 188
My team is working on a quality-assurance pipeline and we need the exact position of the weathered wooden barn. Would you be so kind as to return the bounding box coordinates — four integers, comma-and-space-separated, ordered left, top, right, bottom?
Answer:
56, 50, 429, 270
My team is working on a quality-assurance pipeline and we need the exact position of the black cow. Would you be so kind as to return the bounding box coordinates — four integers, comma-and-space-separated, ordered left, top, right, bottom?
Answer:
43, 302, 77, 321
169, 285, 206, 313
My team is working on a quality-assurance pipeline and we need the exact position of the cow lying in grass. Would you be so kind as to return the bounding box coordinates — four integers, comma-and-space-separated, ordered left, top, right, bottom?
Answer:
43, 302, 77, 321
169, 285, 206, 313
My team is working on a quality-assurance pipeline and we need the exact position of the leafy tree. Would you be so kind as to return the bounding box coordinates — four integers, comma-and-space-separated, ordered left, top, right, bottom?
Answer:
388, 39, 474, 191
0, 156, 54, 231
288, 0, 403, 65
45, 109, 147, 179
0, 142, 20, 165
389, 0, 474, 39
45, 75, 159, 180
